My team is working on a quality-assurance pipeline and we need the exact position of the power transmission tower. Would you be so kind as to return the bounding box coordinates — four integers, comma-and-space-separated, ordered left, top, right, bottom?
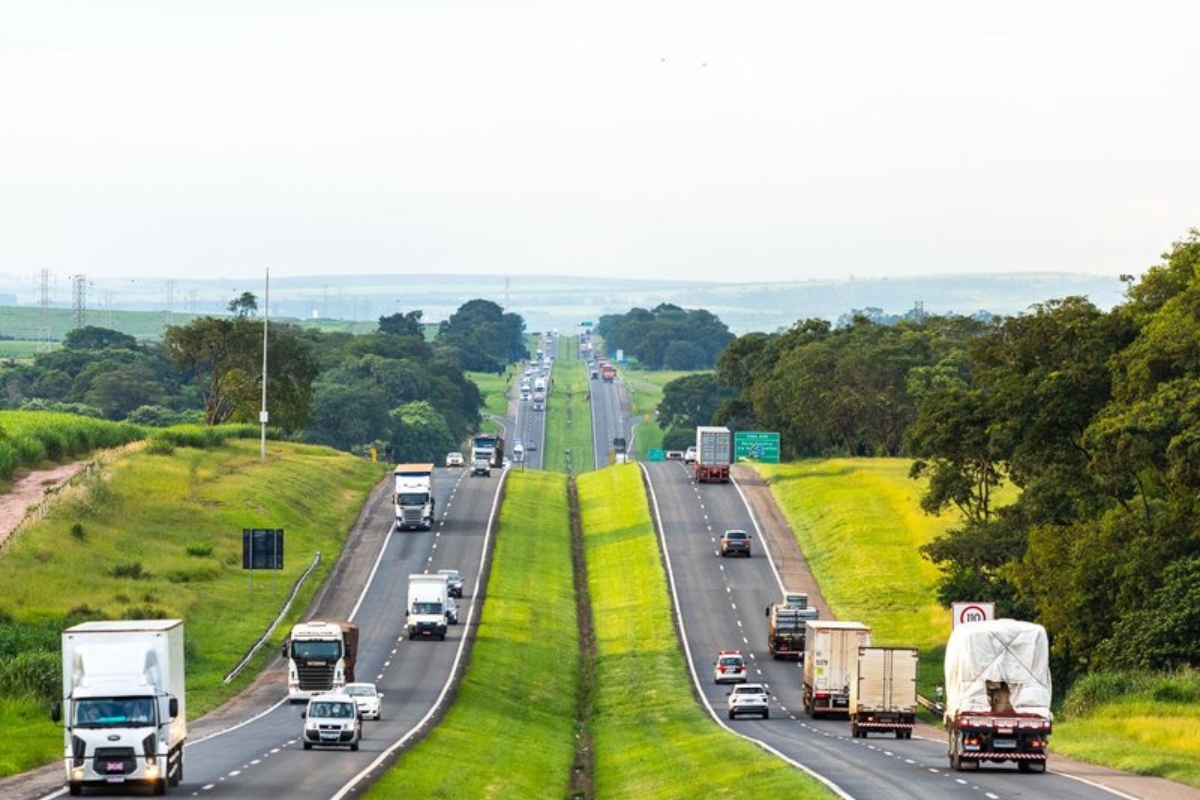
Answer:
36, 269, 52, 351
71, 274, 87, 329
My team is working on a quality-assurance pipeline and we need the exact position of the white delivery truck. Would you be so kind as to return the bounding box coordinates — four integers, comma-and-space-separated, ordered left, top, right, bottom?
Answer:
802, 620, 872, 717
406, 573, 459, 640
849, 646, 919, 738
54, 619, 187, 796
393, 463, 435, 531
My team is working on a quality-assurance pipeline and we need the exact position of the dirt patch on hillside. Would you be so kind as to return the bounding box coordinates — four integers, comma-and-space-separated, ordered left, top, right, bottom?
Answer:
0, 461, 95, 549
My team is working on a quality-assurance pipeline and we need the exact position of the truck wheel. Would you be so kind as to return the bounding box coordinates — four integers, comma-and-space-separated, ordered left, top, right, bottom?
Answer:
304, 741, 312, 750
895, 729, 903, 739
69, 782, 81, 797
153, 778, 166, 796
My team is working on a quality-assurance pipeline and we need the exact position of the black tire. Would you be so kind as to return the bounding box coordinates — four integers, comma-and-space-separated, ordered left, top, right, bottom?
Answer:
303, 741, 312, 750
728, 709, 736, 720
895, 729, 903, 739
350, 742, 359, 752
763, 709, 770, 719
153, 778, 166, 796
69, 782, 81, 797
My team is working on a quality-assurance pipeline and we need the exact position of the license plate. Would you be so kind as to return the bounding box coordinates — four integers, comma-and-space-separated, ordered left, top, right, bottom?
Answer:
993, 739, 1017, 749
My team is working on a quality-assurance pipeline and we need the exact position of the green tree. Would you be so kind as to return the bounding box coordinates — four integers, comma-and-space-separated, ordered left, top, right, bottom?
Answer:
378, 310, 425, 338
658, 373, 738, 432
228, 292, 258, 317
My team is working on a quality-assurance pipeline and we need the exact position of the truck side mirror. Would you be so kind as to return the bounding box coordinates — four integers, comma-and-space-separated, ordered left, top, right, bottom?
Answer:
281, 641, 289, 659
765, 606, 770, 617
169, 697, 179, 719
51, 701, 61, 723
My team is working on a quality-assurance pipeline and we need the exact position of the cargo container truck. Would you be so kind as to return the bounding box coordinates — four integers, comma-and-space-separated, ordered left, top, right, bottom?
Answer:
694, 426, 733, 483
282, 620, 359, 702
802, 620, 872, 717
849, 646, 919, 738
471, 433, 505, 468
765, 592, 819, 659
406, 573, 458, 640
54, 619, 187, 796
393, 462, 435, 531
944, 619, 1052, 773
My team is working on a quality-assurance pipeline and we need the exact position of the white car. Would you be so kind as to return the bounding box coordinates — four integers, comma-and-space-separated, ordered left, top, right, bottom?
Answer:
684, 446, 697, 464
713, 650, 747, 684
445, 451, 464, 468
301, 694, 362, 749
727, 683, 770, 720
343, 682, 382, 720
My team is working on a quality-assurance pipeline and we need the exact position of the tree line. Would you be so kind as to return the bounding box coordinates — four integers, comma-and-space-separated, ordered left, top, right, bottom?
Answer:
659, 231, 1200, 681
0, 298, 528, 463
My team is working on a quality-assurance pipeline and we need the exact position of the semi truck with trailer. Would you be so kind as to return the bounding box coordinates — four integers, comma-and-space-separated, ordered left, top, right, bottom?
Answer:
600, 362, 616, 381
849, 646, 919, 738
694, 426, 733, 483
282, 620, 359, 702
944, 619, 1052, 772
802, 620, 872, 717
54, 619, 187, 796
393, 462, 435, 531
765, 592, 819, 659
471, 433, 506, 468
406, 573, 459, 640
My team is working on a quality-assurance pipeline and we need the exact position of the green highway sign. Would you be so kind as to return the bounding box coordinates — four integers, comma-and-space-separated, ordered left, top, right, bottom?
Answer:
648, 448, 665, 462
734, 431, 780, 464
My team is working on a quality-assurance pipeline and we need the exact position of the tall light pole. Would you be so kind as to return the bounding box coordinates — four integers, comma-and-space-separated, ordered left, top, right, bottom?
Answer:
260, 268, 270, 460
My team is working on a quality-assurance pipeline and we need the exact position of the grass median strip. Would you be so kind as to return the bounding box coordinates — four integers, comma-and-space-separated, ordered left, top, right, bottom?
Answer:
363, 470, 578, 799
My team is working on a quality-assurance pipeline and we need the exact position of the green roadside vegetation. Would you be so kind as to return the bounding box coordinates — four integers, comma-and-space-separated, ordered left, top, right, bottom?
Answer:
0, 434, 386, 777
363, 471, 579, 799
466, 370, 511, 429
580, 464, 832, 798
754, 458, 1200, 787
543, 337, 594, 475
618, 365, 690, 458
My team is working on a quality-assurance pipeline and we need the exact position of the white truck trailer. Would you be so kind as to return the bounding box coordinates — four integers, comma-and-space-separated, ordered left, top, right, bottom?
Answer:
54, 619, 187, 796
944, 619, 1052, 772
282, 620, 359, 702
406, 573, 459, 640
393, 462, 435, 531
802, 620, 872, 717
849, 646, 919, 738
694, 426, 733, 483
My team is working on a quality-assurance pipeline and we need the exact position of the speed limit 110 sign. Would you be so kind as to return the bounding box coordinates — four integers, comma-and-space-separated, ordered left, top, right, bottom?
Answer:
952, 601, 995, 628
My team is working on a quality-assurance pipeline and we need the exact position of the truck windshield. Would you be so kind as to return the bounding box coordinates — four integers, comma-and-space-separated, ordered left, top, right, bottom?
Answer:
398, 492, 429, 505
292, 641, 343, 660
412, 602, 443, 615
74, 697, 155, 727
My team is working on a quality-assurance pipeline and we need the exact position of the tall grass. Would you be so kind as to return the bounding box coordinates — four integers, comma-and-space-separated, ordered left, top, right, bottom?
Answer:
0, 411, 145, 482
0, 438, 386, 776
364, 471, 578, 799
580, 465, 832, 798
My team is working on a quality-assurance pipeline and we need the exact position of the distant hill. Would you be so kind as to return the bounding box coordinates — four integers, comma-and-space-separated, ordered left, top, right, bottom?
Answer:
0, 271, 1127, 339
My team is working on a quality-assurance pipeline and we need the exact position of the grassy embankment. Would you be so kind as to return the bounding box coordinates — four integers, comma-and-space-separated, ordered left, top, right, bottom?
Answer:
542, 336, 595, 475
756, 458, 1200, 787
618, 366, 691, 457
0, 428, 385, 777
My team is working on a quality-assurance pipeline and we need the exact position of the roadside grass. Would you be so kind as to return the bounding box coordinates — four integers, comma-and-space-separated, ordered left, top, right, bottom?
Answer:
580, 465, 834, 798
617, 366, 691, 458
542, 337, 594, 475
0, 437, 386, 777
466, 370, 511, 428
363, 470, 578, 799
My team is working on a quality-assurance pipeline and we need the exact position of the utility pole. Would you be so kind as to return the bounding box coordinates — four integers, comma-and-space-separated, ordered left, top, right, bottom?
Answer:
260, 269, 270, 460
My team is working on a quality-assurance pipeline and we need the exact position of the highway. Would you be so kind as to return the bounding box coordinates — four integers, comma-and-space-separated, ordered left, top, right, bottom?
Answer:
15, 465, 504, 800
642, 459, 1146, 800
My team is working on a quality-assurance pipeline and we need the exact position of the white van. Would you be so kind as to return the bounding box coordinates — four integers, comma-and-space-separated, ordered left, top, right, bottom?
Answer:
512, 443, 525, 462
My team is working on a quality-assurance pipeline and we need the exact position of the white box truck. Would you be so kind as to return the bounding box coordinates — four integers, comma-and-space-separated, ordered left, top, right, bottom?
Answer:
406, 573, 459, 640
54, 619, 186, 796
849, 646, 919, 739
802, 620, 872, 717
393, 463, 435, 531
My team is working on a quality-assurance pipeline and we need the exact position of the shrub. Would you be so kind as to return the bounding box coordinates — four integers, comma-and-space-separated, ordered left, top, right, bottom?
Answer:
110, 562, 149, 580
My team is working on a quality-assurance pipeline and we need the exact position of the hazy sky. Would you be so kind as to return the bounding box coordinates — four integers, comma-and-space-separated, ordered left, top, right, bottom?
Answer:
3, 1, 1198, 285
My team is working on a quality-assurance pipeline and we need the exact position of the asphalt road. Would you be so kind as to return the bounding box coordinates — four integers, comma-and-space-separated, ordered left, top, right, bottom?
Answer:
8, 465, 504, 800
643, 459, 1200, 800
